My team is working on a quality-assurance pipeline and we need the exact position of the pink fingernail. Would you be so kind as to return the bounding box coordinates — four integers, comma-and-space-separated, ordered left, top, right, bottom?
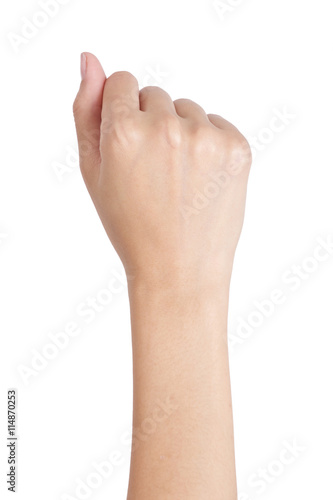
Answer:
80, 53, 87, 80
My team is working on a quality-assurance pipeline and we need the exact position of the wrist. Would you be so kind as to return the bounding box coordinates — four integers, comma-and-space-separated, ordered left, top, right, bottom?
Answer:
127, 274, 231, 319
127, 273, 231, 351
126, 263, 233, 298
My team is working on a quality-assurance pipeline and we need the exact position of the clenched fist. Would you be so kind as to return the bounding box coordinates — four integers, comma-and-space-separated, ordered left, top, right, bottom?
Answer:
73, 52, 251, 288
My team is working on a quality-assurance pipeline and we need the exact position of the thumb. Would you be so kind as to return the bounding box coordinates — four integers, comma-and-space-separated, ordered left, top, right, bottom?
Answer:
73, 52, 106, 181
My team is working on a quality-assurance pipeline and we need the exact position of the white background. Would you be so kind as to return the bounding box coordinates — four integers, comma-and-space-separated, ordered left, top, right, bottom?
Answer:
1, 0, 333, 499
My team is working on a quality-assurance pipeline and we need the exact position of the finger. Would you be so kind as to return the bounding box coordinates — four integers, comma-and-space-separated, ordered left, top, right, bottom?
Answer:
207, 114, 239, 132
139, 86, 176, 114
73, 52, 106, 178
173, 98, 209, 123
102, 71, 140, 124
208, 114, 252, 174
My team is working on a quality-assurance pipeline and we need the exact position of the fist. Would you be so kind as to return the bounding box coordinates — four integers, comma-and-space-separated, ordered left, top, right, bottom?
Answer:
73, 53, 252, 287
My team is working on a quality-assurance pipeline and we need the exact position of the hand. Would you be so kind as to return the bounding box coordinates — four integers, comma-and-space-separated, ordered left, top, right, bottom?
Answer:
73, 52, 252, 288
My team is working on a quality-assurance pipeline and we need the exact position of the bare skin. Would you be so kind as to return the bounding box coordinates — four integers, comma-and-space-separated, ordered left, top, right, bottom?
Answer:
73, 52, 252, 499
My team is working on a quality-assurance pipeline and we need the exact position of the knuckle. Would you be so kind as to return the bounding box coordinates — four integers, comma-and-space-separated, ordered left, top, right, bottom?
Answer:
155, 113, 183, 148
140, 85, 158, 94
226, 132, 252, 174
140, 86, 169, 103
190, 124, 219, 155
174, 98, 194, 106
108, 70, 137, 83
108, 95, 134, 116
139, 86, 155, 102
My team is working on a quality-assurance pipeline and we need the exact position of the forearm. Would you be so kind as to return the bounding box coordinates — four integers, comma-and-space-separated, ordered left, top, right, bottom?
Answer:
126, 278, 237, 500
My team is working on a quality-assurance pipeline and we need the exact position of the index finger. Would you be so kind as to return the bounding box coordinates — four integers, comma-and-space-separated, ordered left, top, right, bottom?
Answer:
101, 71, 140, 124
